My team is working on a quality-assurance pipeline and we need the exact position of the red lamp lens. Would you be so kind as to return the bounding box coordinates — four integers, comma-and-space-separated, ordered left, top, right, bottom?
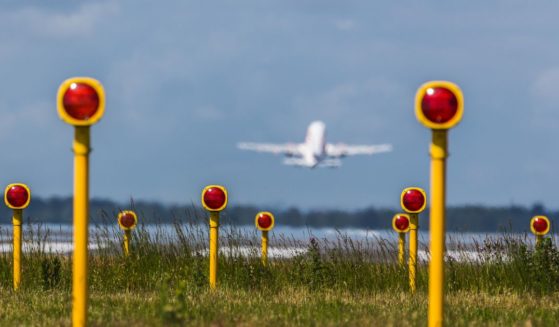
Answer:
257, 213, 273, 229
62, 82, 100, 120
7, 185, 29, 208
203, 187, 226, 210
120, 213, 136, 228
403, 189, 425, 212
421, 87, 458, 124
533, 218, 548, 233
395, 215, 410, 231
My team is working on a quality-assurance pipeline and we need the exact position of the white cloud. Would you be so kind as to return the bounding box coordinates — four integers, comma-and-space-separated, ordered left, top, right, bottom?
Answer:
0, 1, 558, 208
106, 51, 194, 120
530, 67, 559, 126
0, 100, 61, 152
334, 19, 356, 31
531, 67, 559, 101
292, 78, 405, 129
193, 105, 225, 121
0, 1, 119, 38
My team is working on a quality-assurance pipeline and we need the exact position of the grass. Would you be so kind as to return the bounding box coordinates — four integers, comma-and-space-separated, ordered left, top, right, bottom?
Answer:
0, 210, 558, 326
1, 286, 559, 326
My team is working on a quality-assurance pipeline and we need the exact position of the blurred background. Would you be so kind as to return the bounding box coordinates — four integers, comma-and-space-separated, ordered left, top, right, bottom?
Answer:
0, 1, 558, 216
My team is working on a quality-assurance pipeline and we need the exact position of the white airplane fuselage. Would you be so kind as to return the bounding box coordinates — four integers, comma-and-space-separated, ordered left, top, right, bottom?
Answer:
300, 121, 327, 168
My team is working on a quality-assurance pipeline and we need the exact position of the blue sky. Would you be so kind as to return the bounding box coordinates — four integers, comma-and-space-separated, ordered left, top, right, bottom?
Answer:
0, 1, 558, 209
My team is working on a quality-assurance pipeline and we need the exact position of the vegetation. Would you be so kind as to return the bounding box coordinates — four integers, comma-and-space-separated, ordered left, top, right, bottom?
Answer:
0, 214, 558, 326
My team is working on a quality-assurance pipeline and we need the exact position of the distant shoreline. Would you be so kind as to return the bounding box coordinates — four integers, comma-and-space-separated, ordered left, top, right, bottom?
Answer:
1, 196, 555, 232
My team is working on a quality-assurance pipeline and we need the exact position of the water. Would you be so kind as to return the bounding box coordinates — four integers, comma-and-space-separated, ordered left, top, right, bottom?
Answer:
0, 223, 531, 242
0, 223, 553, 260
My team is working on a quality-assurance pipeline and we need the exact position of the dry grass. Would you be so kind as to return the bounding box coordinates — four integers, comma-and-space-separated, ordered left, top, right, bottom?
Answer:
1, 287, 558, 326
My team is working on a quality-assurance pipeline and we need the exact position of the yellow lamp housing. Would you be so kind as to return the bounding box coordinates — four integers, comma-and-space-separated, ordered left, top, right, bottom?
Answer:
400, 187, 427, 214
530, 215, 551, 236
57, 77, 105, 126
117, 210, 138, 231
415, 80, 464, 130
392, 214, 411, 233
255, 211, 275, 231
201, 185, 228, 212
4, 183, 31, 209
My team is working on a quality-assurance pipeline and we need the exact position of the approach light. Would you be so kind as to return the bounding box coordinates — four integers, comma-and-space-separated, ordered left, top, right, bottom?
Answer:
531, 216, 550, 236
58, 76, 106, 326
255, 212, 275, 231
201, 185, 228, 211
393, 214, 411, 233
415, 80, 463, 327
5, 184, 31, 209
57, 77, 105, 126
401, 187, 427, 214
118, 211, 138, 231
415, 81, 463, 130
202, 184, 228, 289
5, 183, 31, 291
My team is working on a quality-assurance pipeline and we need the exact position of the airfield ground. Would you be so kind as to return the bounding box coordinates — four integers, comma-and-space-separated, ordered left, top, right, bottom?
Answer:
0, 224, 558, 326
1, 287, 558, 326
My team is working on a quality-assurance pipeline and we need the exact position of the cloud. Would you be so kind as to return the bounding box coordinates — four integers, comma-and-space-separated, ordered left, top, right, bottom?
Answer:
0, 1, 558, 208
334, 19, 356, 31
0, 101, 53, 135
292, 78, 406, 131
531, 67, 559, 102
530, 67, 559, 126
193, 105, 226, 121
0, 1, 119, 38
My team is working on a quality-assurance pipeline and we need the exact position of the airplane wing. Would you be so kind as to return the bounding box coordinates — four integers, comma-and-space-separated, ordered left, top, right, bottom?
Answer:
237, 142, 302, 156
325, 143, 392, 158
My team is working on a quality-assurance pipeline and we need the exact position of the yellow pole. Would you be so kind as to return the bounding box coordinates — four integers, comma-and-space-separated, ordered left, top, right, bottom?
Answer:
428, 129, 447, 327
409, 213, 418, 293
536, 235, 543, 247
209, 211, 219, 289
398, 232, 405, 266
13, 209, 22, 290
124, 230, 131, 257
261, 230, 269, 266
72, 126, 90, 327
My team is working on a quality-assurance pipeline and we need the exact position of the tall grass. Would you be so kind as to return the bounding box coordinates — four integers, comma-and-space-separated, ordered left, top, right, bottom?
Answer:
0, 208, 558, 325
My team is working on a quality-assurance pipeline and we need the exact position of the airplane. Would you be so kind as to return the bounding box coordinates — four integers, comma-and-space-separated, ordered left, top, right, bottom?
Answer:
237, 121, 392, 168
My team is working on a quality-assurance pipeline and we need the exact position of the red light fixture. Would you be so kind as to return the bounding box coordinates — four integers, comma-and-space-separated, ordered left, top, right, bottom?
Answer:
255, 212, 275, 231
395, 215, 410, 231
5, 184, 31, 209
62, 82, 100, 120
401, 188, 427, 213
57, 77, 105, 126
531, 216, 550, 235
117, 211, 138, 231
392, 214, 410, 233
421, 87, 458, 124
120, 213, 136, 229
533, 218, 548, 233
415, 81, 463, 130
201, 185, 228, 211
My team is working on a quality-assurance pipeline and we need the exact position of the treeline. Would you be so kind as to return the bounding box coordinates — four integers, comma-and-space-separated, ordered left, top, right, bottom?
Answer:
228, 204, 556, 233
1, 197, 556, 233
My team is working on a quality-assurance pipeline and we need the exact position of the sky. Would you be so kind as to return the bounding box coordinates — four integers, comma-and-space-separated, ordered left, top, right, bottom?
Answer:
0, 1, 558, 210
